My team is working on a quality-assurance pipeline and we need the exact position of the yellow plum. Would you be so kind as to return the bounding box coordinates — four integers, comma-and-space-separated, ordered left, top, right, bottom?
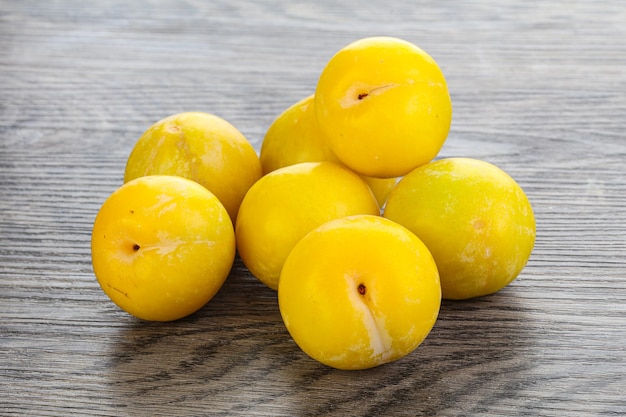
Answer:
384, 158, 536, 299
315, 36, 452, 178
235, 162, 380, 290
91, 175, 236, 321
124, 112, 262, 222
278, 215, 441, 370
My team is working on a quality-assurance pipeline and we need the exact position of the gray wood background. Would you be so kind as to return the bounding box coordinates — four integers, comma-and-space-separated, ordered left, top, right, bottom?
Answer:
1, 1, 625, 416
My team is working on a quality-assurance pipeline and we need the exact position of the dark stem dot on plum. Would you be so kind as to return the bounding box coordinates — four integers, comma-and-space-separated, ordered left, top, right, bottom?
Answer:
358, 93, 368, 100
132, 244, 140, 252
358, 283, 367, 295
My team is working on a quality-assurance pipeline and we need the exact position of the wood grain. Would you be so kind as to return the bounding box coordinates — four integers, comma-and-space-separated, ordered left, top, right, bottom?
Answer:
1, 1, 625, 416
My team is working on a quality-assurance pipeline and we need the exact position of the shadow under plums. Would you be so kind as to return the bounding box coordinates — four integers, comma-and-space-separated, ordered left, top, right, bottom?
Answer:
268, 285, 540, 417
98, 260, 539, 416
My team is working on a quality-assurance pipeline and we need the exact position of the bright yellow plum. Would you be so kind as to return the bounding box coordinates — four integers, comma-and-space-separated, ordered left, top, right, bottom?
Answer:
260, 94, 340, 173
91, 175, 236, 321
315, 36, 452, 178
278, 215, 441, 370
235, 162, 380, 290
124, 112, 262, 222
384, 158, 536, 300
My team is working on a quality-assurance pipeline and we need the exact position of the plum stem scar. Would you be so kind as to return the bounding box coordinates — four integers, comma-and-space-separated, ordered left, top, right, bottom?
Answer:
358, 283, 367, 295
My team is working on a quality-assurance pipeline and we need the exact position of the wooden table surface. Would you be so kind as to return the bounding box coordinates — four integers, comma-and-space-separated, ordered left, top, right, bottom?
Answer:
1, 1, 625, 416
